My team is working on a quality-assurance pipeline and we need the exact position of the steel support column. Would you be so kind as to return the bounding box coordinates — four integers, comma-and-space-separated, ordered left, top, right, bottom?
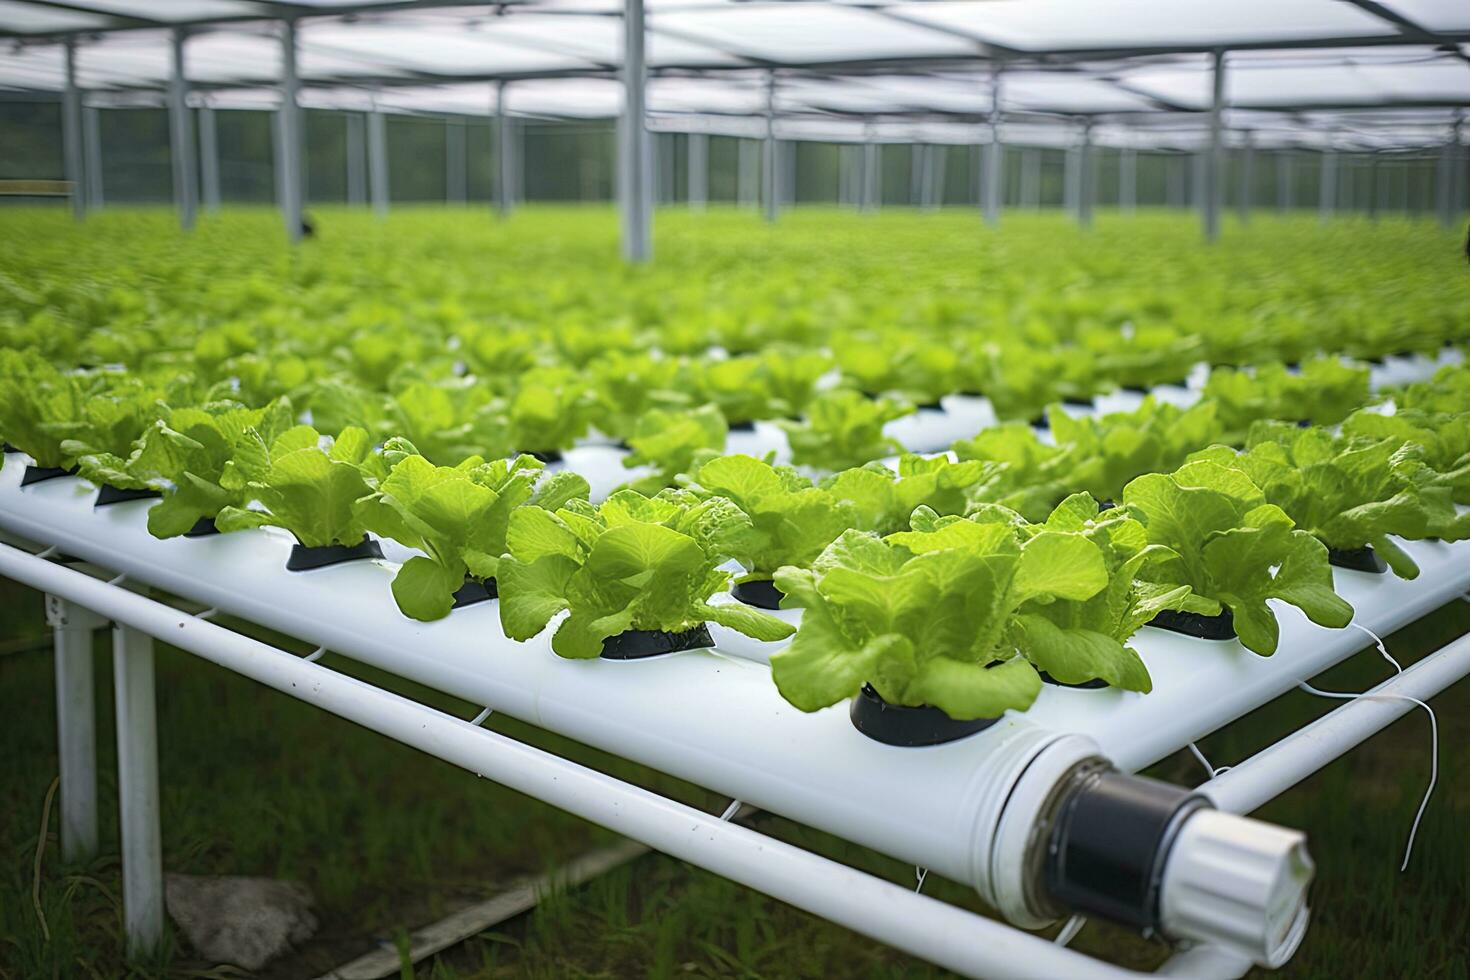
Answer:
1167, 153, 1185, 207
1368, 155, 1379, 221
1276, 150, 1293, 212
1319, 149, 1337, 224
278, 19, 304, 242
762, 71, 778, 223
497, 82, 516, 219
49, 596, 102, 863
82, 104, 103, 211
344, 112, 366, 207
198, 104, 220, 213
62, 39, 84, 220
910, 144, 925, 208
982, 65, 1003, 226
1118, 147, 1136, 214
932, 143, 947, 209
737, 138, 758, 207
114, 624, 163, 957
1203, 50, 1224, 242
367, 106, 389, 217
168, 29, 197, 231
1237, 131, 1253, 225
1069, 146, 1084, 212
687, 132, 707, 210
1451, 115, 1465, 221
1019, 147, 1039, 208
446, 116, 466, 205
1077, 120, 1094, 229
861, 138, 879, 212
619, 0, 650, 259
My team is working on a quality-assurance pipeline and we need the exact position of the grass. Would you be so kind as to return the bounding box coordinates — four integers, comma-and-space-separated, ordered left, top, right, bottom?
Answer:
0, 568, 1466, 980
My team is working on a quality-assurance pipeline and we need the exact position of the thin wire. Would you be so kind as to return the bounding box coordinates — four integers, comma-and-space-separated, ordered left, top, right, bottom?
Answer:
1053, 915, 1086, 947
1296, 623, 1436, 871
718, 799, 742, 822
914, 867, 928, 894
1296, 681, 1436, 872
1186, 741, 1231, 779
1349, 621, 1402, 673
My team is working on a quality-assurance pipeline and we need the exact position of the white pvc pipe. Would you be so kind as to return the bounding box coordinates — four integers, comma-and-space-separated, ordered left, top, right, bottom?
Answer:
0, 545, 1148, 980
113, 622, 164, 956
50, 595, 102, 862
1199, 633, 1470, 815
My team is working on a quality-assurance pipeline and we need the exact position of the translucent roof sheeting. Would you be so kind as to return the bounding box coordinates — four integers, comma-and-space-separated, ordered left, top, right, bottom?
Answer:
0, 0, 1466, 151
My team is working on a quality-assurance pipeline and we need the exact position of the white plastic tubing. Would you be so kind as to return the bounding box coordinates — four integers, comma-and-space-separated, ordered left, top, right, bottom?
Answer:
4, 459, 1469, 910
0, 540, 1172, 980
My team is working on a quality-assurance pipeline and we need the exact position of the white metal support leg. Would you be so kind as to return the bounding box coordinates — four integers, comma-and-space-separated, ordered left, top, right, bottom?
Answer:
82, 105, 104, 211
47, 594, 102, 863
113, 623, 164, 958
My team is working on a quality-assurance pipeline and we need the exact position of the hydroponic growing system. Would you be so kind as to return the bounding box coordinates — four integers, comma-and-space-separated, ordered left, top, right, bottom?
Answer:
4, 2, 1470, 978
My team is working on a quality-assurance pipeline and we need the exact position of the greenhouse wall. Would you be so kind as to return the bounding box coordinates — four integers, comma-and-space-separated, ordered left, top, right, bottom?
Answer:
0, 100, 1462, 214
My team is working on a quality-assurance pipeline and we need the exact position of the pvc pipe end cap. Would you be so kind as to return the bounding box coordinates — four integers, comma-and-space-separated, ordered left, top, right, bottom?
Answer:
1159, 809, 1315, 969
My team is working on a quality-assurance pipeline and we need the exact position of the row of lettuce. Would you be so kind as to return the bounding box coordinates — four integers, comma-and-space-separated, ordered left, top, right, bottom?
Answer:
3, 347, 1468, 723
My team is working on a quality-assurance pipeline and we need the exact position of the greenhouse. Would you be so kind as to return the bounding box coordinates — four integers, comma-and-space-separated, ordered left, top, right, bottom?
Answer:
1, 1, 1469, 978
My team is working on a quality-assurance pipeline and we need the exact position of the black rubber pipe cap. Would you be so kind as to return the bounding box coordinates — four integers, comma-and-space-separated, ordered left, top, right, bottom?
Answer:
1045, 768, 1210, 931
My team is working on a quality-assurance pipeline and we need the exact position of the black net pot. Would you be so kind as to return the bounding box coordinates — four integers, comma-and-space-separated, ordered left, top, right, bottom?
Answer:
600, 624, 715, 661
849, 684, 1001, 747
1327, 545, 1388, 575
1147, 607, 1237, 642
731, 578, 784, 610
286, 537, 385, 572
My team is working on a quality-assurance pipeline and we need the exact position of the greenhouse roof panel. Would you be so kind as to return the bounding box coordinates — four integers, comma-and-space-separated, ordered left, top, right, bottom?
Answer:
0, 0, 117, 34
59, 0, 268, 21
890, 0, 1401, 53
1374, 0, 1470, 33
648, 4, 982, 65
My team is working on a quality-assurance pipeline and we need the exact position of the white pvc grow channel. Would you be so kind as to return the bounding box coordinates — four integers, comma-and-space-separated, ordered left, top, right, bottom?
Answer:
0, 352, 1464, 978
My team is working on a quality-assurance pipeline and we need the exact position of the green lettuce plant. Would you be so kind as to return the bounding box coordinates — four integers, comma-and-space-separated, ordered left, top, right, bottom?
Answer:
1202, 358, 1371, 442
214, 425, 388, 548
1343, 408, 1470, 503
362, 449, 589, 621
1189, 422, 1466, 577
619, 404, 727, 495
685, 454, 856, 585
1122, 460, 1354, 654
0, 349, 89, 468
780, 389, 912, 471
1047, 398, 1223, 504
820, 454, 999, 535
112, 398, 300, 538
770, 517, 1111, 720
952, 424, 1084, 521
498, 488, 795, 658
